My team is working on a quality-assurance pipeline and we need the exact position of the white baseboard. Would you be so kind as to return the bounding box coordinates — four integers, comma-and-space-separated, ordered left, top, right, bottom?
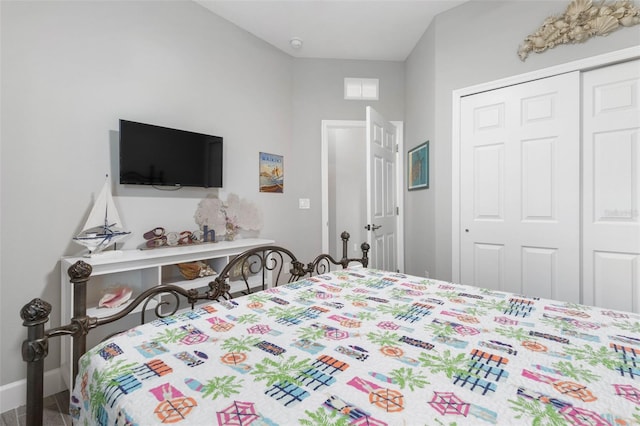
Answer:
0, 369, 67, 413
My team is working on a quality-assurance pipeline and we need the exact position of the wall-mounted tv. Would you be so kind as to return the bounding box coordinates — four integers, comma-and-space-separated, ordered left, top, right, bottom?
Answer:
119, 119, 223, 188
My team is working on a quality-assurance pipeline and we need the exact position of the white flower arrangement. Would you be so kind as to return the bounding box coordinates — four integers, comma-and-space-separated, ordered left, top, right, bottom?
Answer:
194, 193, 262, 240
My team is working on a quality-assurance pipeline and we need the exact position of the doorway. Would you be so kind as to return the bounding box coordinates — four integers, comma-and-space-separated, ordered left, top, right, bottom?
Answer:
321, 119, 404, 270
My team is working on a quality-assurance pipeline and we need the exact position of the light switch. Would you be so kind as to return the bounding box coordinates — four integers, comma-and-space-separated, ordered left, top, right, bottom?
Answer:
299, 198, 310, 209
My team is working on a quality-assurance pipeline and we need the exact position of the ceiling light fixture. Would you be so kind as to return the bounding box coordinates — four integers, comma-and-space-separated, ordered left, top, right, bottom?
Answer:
289, 37, 303, 50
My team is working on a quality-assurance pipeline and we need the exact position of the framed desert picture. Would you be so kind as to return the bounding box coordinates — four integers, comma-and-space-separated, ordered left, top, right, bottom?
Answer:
408, 141, 429, 190
259, 152, 284, 193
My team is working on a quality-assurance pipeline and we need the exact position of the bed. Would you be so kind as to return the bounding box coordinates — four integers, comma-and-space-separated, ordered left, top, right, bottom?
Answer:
20, 232, 369, 426
21, 235, 640, 425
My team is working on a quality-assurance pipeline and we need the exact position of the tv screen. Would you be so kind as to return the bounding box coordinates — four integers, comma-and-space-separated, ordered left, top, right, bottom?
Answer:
119, 120, 223, 188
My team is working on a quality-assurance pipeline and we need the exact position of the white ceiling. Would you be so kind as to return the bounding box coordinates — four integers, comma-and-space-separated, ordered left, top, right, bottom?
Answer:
196, 0, 469, 61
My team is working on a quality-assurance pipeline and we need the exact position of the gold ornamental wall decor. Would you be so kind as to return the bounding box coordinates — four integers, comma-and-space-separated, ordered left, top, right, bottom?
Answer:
518, 0, 640, 61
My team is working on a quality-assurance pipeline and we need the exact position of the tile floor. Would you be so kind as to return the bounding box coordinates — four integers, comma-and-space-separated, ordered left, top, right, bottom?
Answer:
1, 390, 70, 426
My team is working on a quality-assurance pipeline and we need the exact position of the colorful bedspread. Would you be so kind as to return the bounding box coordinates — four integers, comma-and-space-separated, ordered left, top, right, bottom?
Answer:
71, 268, 640, 425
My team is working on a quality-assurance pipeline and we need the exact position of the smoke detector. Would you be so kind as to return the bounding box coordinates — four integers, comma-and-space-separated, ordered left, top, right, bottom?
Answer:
289, 37, 303, 50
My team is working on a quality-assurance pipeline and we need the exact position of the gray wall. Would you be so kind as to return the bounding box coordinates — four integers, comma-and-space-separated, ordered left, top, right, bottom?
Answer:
0, 0, 294, 387
404, 0, 640, 280
404, 22, 437, 278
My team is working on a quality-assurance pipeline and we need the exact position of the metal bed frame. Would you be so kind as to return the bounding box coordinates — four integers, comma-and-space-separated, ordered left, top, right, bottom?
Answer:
20, 231, 369, 426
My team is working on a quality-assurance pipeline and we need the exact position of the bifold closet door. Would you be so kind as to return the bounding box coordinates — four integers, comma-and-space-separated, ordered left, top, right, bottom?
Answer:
583, 59, 640, 313
459, 72, 580, 302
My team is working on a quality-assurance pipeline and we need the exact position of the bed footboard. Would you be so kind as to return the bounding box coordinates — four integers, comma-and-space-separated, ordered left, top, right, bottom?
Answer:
307, 231, 370, 274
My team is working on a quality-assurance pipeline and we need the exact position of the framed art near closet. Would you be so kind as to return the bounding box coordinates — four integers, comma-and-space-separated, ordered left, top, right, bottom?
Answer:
408, 141, 429, 190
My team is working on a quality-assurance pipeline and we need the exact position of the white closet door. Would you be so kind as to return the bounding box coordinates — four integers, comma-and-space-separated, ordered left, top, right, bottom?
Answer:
583, 60, 640, 313
460, 72, 580, 302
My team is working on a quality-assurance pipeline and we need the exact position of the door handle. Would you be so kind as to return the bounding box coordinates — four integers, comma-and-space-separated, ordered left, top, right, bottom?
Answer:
365, 224, 382, 231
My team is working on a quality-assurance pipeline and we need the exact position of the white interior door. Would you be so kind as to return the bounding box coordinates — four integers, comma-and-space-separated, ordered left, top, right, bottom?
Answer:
583, 59, 640, 312
366, 106, 398, 271
459, 72, 581, 302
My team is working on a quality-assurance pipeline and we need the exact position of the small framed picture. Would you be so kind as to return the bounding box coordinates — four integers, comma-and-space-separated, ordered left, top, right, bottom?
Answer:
408, 141, 429, 190
259, 152, 284, 193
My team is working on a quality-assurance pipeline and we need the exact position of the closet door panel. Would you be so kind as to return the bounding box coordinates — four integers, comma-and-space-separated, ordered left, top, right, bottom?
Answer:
473, 144, 505, 220
583, 59, 640, 312
473, 243, 505, 291
521, 246, 557, 299
521, 137, 556, 221
593, 252, 639, 312
593, 130, 637, 223
460, 72, 580, 302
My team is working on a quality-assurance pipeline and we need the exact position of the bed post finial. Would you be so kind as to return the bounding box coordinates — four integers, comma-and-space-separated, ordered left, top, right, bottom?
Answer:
68, 260, 92, 282
21, 299, 51, 363
20, 298, 51, 327
360, 242, 370, 268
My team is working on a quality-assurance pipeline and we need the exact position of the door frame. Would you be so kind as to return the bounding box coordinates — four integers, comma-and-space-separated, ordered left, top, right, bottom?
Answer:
451, 46, 640, 283
321, 119, 405, 270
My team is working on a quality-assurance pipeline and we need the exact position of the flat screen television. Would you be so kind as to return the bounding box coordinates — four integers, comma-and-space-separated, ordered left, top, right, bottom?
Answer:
119, 120, 223, 188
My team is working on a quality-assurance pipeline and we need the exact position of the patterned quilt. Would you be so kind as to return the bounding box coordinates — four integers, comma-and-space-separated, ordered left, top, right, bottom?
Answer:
71, 268, 640, 425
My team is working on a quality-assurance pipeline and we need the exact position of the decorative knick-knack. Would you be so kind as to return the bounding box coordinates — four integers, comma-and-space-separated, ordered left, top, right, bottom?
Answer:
194, 193, 263, 241
225, 221, 238, 241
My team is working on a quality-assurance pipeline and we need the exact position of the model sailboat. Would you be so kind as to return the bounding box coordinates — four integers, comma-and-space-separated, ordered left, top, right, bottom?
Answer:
73, 177, 131, 255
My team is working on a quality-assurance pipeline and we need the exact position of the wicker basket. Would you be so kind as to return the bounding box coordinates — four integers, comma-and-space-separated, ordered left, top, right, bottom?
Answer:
177, 261, 215, 280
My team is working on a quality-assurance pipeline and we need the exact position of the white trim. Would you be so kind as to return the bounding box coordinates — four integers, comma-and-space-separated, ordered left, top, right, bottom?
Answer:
392, 120, 405, 273
451, 46, 640, 283
451, 90, 462, 283
0, 368, 66, 413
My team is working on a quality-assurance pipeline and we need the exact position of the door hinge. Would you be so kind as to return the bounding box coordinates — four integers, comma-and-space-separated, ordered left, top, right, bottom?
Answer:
396, 144, 399, 153
396, 206, 400, 215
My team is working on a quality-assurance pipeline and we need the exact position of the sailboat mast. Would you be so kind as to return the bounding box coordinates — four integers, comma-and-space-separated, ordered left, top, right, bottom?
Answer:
104, 174, 109, 231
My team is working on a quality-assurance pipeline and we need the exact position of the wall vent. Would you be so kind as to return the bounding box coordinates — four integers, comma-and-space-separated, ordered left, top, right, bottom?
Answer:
344, 78, 379, 100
